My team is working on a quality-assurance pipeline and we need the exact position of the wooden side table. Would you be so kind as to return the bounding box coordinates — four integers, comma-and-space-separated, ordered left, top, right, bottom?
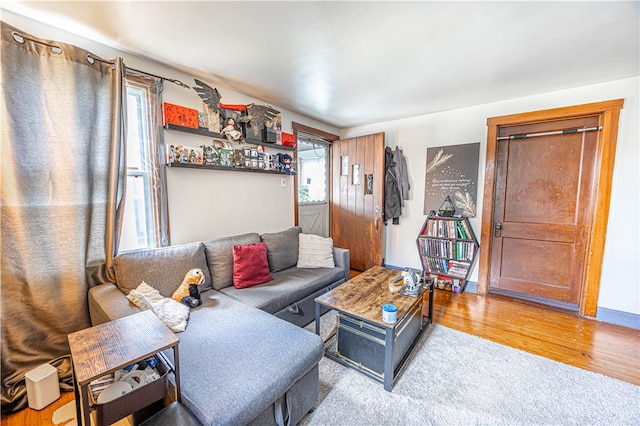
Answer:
68, 311, 180, 426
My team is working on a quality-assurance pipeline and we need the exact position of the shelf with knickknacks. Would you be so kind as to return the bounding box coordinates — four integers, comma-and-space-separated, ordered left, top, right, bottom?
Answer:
164, 79, 296, 175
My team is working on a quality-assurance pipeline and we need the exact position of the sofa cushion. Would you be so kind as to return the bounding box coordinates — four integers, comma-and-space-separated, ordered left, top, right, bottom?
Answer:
233, 242, 273, 289
297, 233, 336, 268
204, 233, 261, 290
164, 290, 323, 426
260, 226, 302, 272
113, 242, 210, 296
220, 266, 344, 314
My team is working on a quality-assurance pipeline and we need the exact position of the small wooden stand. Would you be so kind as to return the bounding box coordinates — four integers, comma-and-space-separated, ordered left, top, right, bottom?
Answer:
68, 311, 180, 426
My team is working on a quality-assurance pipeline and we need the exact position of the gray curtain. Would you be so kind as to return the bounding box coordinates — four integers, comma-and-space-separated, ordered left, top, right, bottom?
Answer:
153, 79, 171, 247
1, 22, 126, 411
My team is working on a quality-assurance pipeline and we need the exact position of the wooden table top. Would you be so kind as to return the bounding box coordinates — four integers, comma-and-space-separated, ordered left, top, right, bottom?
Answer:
68, 311, 178, 385
315, 266, 424, 328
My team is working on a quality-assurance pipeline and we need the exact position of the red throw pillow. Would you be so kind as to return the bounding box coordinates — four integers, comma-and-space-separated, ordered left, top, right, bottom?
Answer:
232, 242, 273, 289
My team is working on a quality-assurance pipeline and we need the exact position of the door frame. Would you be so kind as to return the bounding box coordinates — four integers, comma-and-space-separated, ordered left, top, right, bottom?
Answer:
478, 99, 624, 317
291, 122, 339, 231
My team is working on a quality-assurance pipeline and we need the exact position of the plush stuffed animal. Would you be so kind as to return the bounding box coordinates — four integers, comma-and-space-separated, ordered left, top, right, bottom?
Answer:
172, 268, 205, 307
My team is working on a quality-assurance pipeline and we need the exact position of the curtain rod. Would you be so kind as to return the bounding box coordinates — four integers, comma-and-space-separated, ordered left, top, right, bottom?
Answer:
11, 29, 191, 89
123, 65, 191, 89
297, 132, 333, 144
497, 126, 602, 141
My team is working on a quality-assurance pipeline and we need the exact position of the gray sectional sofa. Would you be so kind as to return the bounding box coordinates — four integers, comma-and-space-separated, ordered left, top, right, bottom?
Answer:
87, 226, 349, 426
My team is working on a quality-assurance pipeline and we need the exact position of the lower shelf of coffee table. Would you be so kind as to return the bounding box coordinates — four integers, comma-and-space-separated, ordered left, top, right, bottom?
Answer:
322, 302, 427, 391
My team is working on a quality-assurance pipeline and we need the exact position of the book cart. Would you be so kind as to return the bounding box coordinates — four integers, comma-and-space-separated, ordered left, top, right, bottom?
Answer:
416, 215, 479, 293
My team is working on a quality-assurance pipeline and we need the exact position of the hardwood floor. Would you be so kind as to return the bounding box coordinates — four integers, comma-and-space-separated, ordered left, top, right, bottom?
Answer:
3, 279, 638, 425
431, 289, 640, 386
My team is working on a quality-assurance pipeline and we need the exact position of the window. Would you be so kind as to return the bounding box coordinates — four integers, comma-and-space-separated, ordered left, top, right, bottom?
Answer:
119, 76, 167, 251
297, 140, 329, 203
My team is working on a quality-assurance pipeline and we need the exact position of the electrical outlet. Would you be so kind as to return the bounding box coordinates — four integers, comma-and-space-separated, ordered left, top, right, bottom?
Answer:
280, 177, 287, 188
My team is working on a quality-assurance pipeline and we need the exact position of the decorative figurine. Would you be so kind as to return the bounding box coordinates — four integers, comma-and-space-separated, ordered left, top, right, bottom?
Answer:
400, 268, 422, 298
438, 195, 456, 217
282, 154, 293, 172
221, 118, 244, 142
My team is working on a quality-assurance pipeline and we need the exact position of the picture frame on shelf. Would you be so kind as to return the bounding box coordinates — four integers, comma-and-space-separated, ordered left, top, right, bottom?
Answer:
198, 111, 208, 129
168, 144, 203, 165
201, 145, 219, 165
218, 149, 233, 167
234, 149, 245, 168
163, 103, 199, 129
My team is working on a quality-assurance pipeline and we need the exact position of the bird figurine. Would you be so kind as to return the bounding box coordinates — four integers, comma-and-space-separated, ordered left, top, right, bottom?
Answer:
239, 103, 280, 138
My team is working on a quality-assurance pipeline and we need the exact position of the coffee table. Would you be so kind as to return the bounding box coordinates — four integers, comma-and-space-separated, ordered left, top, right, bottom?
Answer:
314, 266, 432, 391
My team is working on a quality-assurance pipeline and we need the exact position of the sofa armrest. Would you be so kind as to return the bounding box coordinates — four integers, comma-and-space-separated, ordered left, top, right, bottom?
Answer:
88, 283, 141, 325
332, 247, 350, 283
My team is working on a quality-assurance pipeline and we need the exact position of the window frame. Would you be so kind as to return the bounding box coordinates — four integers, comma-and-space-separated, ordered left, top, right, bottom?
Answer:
297, 139, 330, 205
119, 74, 168, 252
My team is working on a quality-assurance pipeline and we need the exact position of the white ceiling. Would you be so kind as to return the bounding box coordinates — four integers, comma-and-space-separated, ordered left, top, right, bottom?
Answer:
3, 1, 639, 129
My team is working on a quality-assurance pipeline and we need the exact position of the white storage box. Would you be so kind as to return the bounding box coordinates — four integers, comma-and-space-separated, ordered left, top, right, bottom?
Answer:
25, 363, 59, 410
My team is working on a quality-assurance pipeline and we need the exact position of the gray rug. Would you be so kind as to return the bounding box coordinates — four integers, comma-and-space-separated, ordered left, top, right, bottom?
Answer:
302, 312, 640, 425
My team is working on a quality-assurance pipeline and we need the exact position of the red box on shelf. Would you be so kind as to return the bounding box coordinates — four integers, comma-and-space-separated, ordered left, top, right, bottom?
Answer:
281, 132, 296, 147
163, 103, 199, 129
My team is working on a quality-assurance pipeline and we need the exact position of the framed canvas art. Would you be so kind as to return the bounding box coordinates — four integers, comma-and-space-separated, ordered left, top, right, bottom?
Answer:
423, 142, 480, 217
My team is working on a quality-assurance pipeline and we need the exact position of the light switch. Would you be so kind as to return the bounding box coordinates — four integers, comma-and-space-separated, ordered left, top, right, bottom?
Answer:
281, 177, 287, 188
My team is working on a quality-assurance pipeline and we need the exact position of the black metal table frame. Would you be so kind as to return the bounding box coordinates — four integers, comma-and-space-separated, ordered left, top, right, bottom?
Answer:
314, 282, 433, 391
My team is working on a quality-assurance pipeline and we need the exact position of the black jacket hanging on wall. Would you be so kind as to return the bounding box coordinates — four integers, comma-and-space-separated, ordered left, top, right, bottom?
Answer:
393, 146, 410, 205
384, 146, 410, 224
384, 147, 401, 224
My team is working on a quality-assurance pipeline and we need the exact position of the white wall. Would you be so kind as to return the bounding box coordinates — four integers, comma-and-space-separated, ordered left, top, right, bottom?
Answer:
161, 77, 338, 244
342, 77, 639, 315
2, 11, 339, 245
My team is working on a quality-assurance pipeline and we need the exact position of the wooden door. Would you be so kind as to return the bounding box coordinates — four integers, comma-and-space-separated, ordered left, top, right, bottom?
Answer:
480, 100, 624, 316
331, 133, 385, 271
490, 116, 601, 306
299, 203, 328, 237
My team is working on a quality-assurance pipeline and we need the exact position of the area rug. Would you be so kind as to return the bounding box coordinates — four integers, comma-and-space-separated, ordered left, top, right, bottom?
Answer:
302, 313, 640, 425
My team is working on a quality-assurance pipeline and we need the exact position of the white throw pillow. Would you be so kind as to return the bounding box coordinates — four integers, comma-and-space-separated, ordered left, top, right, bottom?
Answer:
297, 233, 335, 268
127, 281, 190, 333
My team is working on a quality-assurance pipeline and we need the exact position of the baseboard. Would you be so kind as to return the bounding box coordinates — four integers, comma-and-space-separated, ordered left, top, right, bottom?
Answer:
464, 281, 478, 293
383, 264, 639, 330
383, 264, 405, 271
596, 307, 640, 330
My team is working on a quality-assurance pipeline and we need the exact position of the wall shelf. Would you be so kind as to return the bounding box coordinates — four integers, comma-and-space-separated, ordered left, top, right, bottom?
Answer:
167, 161, 295, 175
164, 124, 296, 152
164, 123, 297, 175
